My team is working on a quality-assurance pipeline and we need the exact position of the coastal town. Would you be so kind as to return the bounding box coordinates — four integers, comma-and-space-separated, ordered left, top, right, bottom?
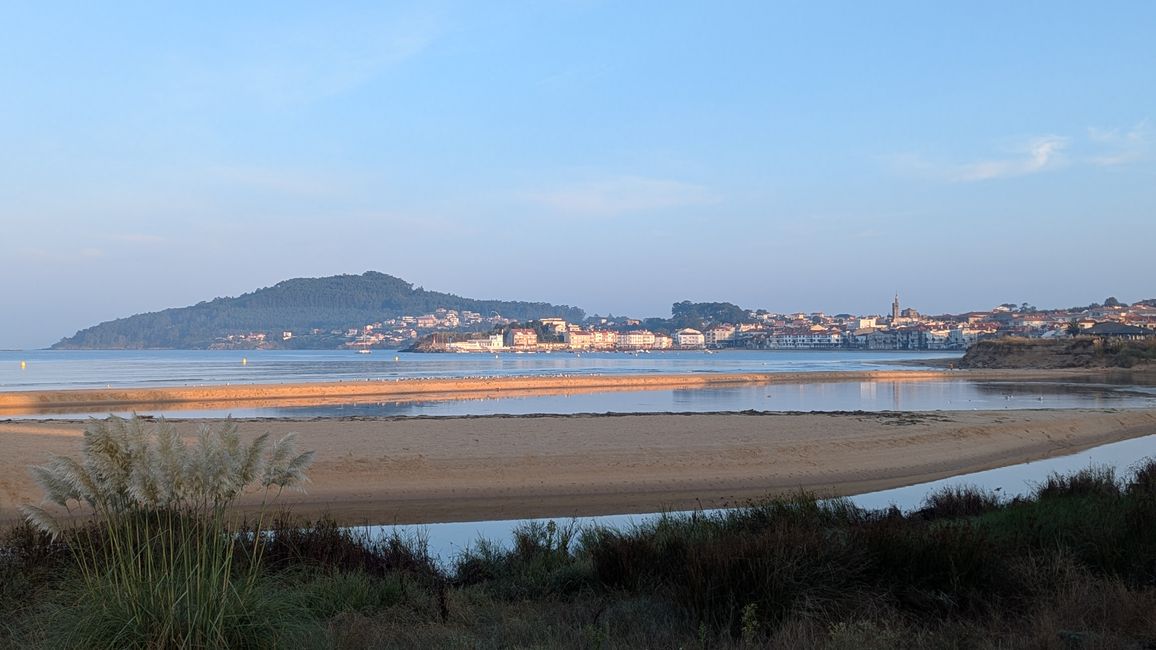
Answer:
214, 295, 1156, 353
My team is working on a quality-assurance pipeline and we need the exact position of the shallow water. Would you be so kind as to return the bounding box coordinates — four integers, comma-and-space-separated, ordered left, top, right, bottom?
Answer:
0, 349, 956, 391
7, 349, 1152, 419
10, 378, 1154, 420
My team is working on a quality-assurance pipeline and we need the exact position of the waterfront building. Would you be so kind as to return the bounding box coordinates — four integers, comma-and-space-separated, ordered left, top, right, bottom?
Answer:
674, 328, 705, 348
564, 330, 595, 350
590, 330, 619, 349
539, 318, 569, 334
1084, 322, 1155, 340
948, 328, 985, 348
505, 328, 538, 348
704, 325, 737, 347
618, 330, 656, 349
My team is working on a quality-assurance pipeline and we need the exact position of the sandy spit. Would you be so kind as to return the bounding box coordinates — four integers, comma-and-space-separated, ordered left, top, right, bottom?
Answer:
0, 368, 1126, 416
3, 408, 1154, 526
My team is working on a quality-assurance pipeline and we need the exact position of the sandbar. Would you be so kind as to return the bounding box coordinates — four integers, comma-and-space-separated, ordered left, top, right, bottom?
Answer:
0, 367, 1135, 416
3, 408, 1155, 526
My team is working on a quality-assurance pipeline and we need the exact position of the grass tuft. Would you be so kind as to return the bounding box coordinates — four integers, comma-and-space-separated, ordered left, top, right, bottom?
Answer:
16, 415, 316, 649
1034, 465, 1120, 500
919, 484, 1003, 519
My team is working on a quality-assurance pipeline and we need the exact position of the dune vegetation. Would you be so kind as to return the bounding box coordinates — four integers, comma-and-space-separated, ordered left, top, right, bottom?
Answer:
960, 336, 1156, 369
3, 415, 1156, 648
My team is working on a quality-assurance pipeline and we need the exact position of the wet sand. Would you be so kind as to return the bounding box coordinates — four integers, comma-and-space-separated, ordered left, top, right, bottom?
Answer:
3, 408, 1155, 526
0, 367, 1128, 416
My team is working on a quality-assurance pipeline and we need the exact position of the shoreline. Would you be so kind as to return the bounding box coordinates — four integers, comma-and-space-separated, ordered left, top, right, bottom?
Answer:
0, 367, 1139, 416
4, 408, 1155, 526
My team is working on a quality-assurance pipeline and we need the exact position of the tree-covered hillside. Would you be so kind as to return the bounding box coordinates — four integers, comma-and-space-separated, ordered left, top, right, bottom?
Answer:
52, 272, 585, 349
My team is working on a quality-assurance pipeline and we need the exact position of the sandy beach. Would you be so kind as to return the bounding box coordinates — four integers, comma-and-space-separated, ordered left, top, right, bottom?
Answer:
3, 408, 1155, 526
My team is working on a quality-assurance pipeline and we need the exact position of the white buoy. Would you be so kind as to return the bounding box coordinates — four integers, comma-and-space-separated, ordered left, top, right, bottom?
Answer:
242, 357, 248, 366
394, 356, 399, 362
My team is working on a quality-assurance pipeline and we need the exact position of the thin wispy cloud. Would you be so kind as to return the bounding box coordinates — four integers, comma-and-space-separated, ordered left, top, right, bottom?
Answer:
1087, 121, 1152, 166
888, 123, 1152, 183
953, 135, 1069, 181
523, 176, 713, 217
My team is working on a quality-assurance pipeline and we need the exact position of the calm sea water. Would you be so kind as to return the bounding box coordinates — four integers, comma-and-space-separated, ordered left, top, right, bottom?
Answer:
22, 379, 1144, 420
4, 349, 1156, 418
0, 349, 958, 391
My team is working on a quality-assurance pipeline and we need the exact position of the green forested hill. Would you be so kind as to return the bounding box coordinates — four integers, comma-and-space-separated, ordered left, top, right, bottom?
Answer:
51, 272, 585, 349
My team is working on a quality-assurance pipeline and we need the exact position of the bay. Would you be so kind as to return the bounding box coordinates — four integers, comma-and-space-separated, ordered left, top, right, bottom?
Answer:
1, 349, 959, 391
4, 350, 1155, 418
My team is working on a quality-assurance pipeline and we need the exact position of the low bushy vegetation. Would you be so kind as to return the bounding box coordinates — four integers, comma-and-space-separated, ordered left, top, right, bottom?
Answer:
1107, 337, 1156, 367
6, 415, 1156, 648
960, 336, 1156, 369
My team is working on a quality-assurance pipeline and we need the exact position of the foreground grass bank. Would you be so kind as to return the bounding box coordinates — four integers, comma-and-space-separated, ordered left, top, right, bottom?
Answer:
6, 456, 1156, 649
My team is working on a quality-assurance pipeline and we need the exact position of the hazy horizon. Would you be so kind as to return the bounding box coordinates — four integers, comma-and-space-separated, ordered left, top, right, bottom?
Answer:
4, 268, 1148, 351
3, 3, 1154, 349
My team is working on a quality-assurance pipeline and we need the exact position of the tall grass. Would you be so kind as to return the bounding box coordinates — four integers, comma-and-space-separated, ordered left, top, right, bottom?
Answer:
21, 415, 314, 649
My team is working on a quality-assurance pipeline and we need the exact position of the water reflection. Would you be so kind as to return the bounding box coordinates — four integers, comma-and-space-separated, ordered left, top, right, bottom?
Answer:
852, 433, 1156, 511
11, 379, 1152, 420
0, 349, 960, 391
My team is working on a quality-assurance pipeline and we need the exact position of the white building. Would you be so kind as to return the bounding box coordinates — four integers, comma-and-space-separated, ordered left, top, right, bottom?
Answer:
948, 328, 983, 348
618, 330, 656, 349
446, 340, 486, 352
674, 328, 705, 348
766, 330, 842, 349
447, 334, 506, 353
704, 325, 737, 347
539, 318, 569, 334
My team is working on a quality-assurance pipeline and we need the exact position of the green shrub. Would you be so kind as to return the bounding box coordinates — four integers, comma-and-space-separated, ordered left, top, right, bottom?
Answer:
454, 520, 592, 600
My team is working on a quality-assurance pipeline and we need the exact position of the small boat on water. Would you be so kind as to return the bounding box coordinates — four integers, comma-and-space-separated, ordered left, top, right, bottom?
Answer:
357, 349, 372, 354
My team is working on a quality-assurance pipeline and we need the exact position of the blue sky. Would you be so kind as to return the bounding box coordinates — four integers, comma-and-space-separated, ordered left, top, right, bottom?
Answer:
2, 2, 1154, 348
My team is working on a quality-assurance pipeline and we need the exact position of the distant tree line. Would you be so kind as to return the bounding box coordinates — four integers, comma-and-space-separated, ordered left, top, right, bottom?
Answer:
627, 301, 755, 333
